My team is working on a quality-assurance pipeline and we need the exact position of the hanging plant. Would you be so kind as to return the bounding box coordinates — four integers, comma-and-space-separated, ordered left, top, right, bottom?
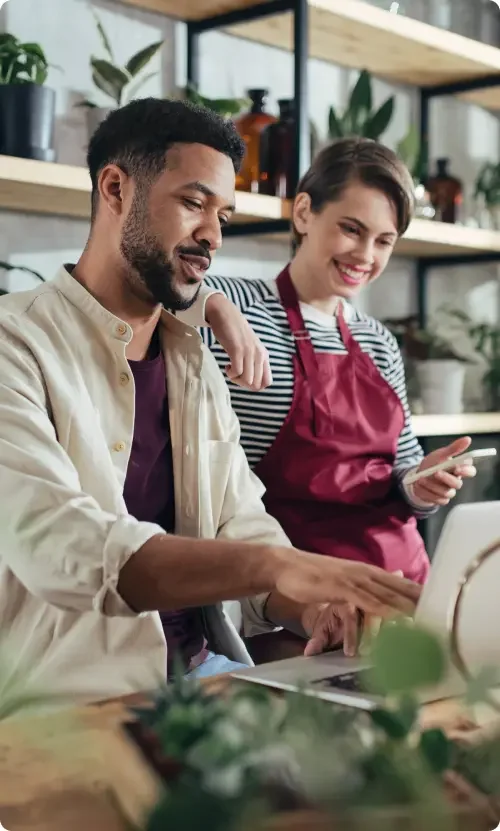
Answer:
78, 11, 163, 109
328, 69, 395, 141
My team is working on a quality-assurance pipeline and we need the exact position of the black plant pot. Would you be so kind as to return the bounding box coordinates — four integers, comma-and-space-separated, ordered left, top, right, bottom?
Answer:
0, 84, 56, 162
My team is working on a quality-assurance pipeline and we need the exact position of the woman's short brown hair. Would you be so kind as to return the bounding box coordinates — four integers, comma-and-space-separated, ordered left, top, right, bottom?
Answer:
293, 137, 415, 249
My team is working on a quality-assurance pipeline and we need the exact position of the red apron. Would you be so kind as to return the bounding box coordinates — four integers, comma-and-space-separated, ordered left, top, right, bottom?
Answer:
254, 267, 430, 584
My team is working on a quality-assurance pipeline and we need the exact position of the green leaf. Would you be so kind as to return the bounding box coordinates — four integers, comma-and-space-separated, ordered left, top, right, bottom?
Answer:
367, 621, 447, 694
91, 58, 130, 105
125, 70, 157, 103
396, 125, 420, 173
419, 729, 451, 774
92, 10, 114, 61
126, 40, 163, 78
363, 96, 394, 139
348, 69, 372, 131
328, 105, 344, 138
370, 708, 410, 740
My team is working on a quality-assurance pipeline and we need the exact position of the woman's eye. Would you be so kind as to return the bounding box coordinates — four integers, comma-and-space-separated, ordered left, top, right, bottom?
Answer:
342, 224, 359, 235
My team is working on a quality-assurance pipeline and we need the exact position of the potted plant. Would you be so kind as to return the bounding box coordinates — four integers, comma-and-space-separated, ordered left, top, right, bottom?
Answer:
327, 69, 395, 142
445, 309, 500, 412
474, 162, 500, 229
78, 11, 164, 137
400, 317, 469, 415
0, 260, 46, 295
0, 33, 55, 162
117, 621, 500, 831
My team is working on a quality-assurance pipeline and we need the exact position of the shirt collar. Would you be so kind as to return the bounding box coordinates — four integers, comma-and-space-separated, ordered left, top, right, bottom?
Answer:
52, 265, 201, 345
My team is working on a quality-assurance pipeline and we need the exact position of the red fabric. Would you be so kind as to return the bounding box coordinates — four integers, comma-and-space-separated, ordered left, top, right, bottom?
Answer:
254, 266, 429, 583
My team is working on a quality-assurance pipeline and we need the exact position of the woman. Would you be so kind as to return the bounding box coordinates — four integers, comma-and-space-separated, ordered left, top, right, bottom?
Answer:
201, 138, 475, 585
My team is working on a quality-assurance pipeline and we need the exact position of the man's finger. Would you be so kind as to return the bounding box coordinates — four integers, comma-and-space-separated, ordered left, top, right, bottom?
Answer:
342, 605, 360, 657
371, 571, 422, 602
304, 633, 326, 657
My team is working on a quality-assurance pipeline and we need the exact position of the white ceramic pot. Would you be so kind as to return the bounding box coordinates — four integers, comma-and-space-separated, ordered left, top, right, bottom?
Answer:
415, 360, 466, 414
85, 106, 113, 140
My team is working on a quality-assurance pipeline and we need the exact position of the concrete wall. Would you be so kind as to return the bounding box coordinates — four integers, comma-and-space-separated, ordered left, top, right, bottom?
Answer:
1, 0, 500, 390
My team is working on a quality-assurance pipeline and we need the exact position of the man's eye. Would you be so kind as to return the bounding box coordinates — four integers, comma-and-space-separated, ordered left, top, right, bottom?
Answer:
184, 198, 202, 210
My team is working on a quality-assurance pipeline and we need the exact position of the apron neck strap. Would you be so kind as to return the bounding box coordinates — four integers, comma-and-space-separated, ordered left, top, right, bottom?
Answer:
276, 267, 317, 376
276, 266, 353, 368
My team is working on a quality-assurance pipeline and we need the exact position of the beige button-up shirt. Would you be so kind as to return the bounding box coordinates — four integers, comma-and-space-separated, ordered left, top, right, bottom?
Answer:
0, 267, 288, 707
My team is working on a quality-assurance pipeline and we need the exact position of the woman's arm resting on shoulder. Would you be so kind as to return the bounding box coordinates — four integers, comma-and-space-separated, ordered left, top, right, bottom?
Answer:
176, 281, 272, 391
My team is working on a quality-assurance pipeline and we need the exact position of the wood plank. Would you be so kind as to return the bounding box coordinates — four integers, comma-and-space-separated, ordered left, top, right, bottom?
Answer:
116, 0, 270, 20
0, 156, 291, 224
2, 157, 500, 260
222, 0, 500, 111
398, 220, 500, 257
0, 156, 91, 219
412, 413, 500, 437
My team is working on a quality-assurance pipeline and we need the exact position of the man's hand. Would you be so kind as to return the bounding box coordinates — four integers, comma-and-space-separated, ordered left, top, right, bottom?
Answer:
301, 603, 360, 657
275, 551, 420, 621
411, 436, 476, 507
205, 293, 272, 391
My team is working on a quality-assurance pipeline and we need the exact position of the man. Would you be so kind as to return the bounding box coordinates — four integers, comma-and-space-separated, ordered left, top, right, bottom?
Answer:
0, 98, 419, 705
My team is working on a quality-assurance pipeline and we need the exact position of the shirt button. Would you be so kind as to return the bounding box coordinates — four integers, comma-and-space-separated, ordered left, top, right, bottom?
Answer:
184, 445, 190, 456
115, 323, 127, 337
119, 372, 130, 386
113, 441, 126, 452
185, 506, 193, 518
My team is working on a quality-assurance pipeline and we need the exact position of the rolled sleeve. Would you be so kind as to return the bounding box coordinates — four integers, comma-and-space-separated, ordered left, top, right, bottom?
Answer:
0, 334, 165, 617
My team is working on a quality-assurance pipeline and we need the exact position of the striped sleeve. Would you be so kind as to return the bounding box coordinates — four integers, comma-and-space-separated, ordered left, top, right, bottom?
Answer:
199, 274, 269, 349
380, 326, 437, 517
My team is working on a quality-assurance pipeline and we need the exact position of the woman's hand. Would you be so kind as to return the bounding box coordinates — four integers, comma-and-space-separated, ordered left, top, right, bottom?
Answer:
411, 436, 477, 507
204, 293, 272, 391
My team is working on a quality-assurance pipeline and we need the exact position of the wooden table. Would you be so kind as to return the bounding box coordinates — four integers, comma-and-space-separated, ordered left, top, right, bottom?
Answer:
0, 682, 495, 831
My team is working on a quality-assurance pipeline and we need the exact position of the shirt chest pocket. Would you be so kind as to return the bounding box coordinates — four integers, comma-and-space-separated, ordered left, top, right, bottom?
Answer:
199, 440, 236, 536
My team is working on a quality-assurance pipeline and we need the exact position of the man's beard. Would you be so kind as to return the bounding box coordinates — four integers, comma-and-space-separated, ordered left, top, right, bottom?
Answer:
120, 193, 201, 312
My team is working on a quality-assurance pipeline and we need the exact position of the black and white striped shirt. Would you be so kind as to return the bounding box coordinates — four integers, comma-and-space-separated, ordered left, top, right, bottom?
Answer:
200, 274, 430, 513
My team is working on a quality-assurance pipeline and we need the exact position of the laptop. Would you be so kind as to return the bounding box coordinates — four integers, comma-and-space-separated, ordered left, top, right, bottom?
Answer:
231, 502, 500, 710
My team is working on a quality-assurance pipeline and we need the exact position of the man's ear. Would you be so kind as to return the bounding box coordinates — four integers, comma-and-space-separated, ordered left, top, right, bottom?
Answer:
97, 164, 131, 217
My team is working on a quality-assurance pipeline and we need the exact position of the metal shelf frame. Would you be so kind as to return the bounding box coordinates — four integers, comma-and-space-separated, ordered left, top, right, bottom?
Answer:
186, 3, 500, 327
186, 0, 310, 242
418, 76, 500, 326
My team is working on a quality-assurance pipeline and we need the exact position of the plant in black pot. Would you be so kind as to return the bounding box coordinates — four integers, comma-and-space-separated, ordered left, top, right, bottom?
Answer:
0, 33, 56, 162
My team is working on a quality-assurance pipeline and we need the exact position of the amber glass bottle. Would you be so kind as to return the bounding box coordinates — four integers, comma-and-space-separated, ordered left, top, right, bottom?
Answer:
258, 99, 296, 199
234, 89, 277, 193
426, 158, 463, 223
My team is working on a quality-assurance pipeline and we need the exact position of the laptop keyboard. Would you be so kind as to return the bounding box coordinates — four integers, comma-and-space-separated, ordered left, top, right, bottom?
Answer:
313, 671, 364, 692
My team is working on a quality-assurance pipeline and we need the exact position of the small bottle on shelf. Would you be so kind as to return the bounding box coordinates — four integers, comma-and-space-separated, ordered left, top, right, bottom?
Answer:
426, 158, 463, 223
258, 99, 296, 200
234, 89, 277, 193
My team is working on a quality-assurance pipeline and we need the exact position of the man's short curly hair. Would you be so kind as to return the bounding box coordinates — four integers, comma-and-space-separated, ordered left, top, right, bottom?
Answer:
87, 97, 245, 220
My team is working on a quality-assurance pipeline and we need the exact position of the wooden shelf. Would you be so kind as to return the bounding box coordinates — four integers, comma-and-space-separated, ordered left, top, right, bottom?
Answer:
117, 0, 500, 110
3, 157, 500, 258
397, 219, 500, 258
0, 156, 291, 223
0, 156, 92, 219
412, 413, 500, 437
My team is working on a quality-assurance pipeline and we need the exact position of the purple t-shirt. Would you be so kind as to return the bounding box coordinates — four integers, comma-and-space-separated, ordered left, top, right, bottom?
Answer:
123, 331, 208, 676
